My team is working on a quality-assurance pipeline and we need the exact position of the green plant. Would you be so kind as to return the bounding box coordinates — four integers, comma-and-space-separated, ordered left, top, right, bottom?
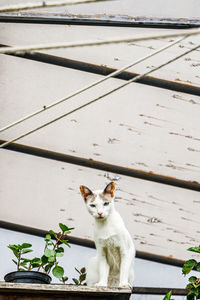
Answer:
163, 291, 175, 300
183, 246, 200, 300
8, 223, 74, 282
72, 267, 87, 285
163, 246, 200, 300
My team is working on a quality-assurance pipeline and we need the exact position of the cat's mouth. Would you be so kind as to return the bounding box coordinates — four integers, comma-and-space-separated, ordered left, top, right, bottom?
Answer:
96, 215, 105, 219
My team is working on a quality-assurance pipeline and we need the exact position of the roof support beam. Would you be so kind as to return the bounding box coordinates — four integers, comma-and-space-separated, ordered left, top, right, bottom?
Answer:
1, 140, 200, 191
0, 220, 186, 268
1, 45, 200, 97
0, 14, 200, 29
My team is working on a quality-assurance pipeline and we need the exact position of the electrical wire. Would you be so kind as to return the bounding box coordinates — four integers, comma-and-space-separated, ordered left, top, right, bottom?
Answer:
0, 35, 187, 133
0, 0, 112, 13
0, 28, 199, 55
0, 41, 199, 149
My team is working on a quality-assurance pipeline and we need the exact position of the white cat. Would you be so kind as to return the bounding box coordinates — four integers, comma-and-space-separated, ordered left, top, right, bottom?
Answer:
80, 182, 135, 288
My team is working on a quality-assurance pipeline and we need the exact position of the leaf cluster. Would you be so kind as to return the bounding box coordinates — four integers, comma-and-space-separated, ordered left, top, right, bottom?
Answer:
8, 223, 74, 283
163, 246, 200, 300
72, 267, 87, 285
183, 246, 200, 300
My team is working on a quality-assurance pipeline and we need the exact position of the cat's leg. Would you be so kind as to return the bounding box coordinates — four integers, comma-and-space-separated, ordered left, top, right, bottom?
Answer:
119, 248, 134, 288
128, 264, 134, 286
86, 256, 99, 287
95, 249, 109, 287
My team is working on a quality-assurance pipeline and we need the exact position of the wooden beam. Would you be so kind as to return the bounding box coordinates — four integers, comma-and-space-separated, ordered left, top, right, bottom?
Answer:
1, 140, 199, 191
0, 283, 131, 300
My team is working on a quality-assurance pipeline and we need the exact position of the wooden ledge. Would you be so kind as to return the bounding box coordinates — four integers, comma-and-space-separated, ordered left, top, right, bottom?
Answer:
0, 282, 132, 300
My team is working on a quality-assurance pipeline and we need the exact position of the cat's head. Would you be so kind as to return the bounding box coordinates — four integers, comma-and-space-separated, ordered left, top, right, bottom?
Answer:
80, 182, 115, 220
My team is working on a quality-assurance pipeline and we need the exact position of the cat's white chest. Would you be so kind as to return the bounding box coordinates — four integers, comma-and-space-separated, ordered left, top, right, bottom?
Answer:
100, 235, 121, 274
98, 234, 121, 249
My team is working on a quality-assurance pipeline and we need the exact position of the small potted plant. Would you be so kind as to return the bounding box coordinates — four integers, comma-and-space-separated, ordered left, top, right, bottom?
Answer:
4, 223, 73, 284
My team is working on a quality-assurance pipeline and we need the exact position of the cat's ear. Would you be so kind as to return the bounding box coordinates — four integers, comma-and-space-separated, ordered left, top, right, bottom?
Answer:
80, 185, 93, 201
103, 182, 115, 197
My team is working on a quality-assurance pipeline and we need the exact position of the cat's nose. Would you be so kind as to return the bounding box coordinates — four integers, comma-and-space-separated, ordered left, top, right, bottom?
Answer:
98, 212, 103, 216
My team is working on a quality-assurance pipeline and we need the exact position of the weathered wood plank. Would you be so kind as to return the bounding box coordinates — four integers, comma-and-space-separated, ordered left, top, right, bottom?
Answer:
0, 283, 131, 300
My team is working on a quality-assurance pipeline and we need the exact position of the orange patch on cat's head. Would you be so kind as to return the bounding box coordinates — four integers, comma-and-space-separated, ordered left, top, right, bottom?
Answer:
104, 182, 115, 198
80, 185, 93, 201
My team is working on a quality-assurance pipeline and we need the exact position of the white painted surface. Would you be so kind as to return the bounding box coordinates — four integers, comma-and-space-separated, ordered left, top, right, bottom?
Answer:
1, 23, 199, 86
2, 0, 199, 18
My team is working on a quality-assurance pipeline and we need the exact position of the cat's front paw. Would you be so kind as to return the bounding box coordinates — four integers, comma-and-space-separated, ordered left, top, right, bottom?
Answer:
119, 283, 132, 289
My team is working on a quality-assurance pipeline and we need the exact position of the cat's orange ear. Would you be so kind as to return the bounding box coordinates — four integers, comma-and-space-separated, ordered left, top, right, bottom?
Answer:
80, 185, 93, 201
103, 182, 115, 197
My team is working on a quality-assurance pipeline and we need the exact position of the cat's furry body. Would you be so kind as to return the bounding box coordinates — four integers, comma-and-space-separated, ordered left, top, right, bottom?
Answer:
80, 182, 135, 288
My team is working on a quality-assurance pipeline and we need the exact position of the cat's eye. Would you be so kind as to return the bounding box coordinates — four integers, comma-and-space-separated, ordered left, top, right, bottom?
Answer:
104, 202, 109, 206
90, 204, 96, 208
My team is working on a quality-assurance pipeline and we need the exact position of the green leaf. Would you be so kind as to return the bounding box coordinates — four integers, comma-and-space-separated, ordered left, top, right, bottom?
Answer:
189, 276, 197, 283
31, 258, 41, 263
62, 276, 68, 282
21, 258, 31, 263
196, 263, 200, 272
41, 255, 48, 264
56, 252, 64, 258
20, 243, 32, 249
48, 242, 54, 246
12, 259, 18, 265
49, 230, 57, 239
75, 267, 81, 275
44, 248, 56, 258
44, 262, 54, 273
8, 245, 20, 252
48, 256, 55, 262
188, 247, 200, 254
22, 249, 33, 254
8, 245, 20, 258
52, 266, 64, 279
31, 263, 41, 269
163, 291, 174, 300
80, 274, 86, 282
72, 278, 79, 285
186, 283, 194, 290
60, 240, 70, 247
45, 234, 51, 242
182, 259, 197, 275
59, 223, 74, 234
56, 247, 64, 253
55, 247, 64, 256
59, 223, 69, 232
80, 267, 86, 274
20, 261, 29, 267
187, 291, 196, 300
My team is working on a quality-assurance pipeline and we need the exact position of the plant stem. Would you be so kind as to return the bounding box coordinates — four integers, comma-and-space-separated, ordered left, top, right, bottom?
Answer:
17, 250, 21, 271
53, 232, 64, 250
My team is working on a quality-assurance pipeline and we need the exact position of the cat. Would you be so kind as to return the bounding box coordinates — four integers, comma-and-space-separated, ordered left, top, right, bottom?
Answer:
80, 182, 135, 288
